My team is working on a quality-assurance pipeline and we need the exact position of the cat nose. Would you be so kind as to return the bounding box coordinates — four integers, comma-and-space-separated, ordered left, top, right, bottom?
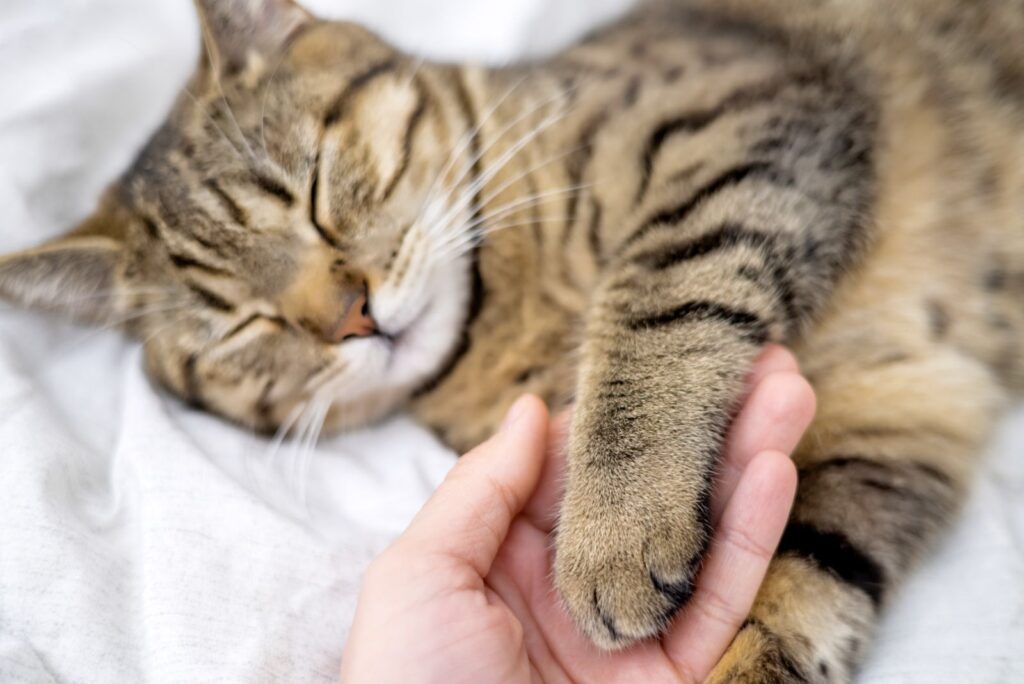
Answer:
328, 291, 377, 343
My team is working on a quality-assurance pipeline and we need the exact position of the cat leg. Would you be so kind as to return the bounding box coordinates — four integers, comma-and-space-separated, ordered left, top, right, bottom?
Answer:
708, 344, 1005, 683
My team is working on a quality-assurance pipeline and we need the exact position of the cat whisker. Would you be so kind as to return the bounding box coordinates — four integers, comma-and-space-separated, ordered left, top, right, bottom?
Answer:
473, 145, 586, 210
402, 56, 427, 89
431, 185, 591, 261
426, 145, 587, 251
433, 216, 572, 263
435, 94, 572, 217
419, 74, 529, 217
180, 87, 249, 166
426, 104, 574, 245
291, 395, 330, 514
197, 29, 259, 163
435, 76, 590, 203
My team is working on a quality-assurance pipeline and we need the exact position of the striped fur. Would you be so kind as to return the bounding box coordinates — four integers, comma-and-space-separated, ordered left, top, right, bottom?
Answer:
2, 0, 1023, 679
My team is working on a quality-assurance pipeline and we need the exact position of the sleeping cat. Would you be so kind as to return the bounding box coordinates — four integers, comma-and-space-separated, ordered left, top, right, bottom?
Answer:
2, 0, 1023, 679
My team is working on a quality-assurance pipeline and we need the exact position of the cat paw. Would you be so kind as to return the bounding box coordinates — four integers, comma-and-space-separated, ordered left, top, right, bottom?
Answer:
553, 493, 710, 649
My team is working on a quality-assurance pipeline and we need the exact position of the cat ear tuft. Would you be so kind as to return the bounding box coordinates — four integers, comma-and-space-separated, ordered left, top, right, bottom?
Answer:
0, 237, 125, 326
194, 0, 313, 75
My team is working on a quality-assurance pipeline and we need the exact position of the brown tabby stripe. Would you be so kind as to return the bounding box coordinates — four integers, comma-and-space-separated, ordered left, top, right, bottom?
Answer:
222, 312, 288, 340
141, 216, 161, 240
250, 173, 296, 206
624, 299, 769, 344
633, 222, 802, 326
736, 261, 802, 329
632, 222, 777, 270
777, 522, 886, 607
157, 204, 233, 258
562, 109, 609, 246
168, 252, 228, 276
624, 161, 789, 249
380, 80, 428, 201
799, 455, 956, 490
561, 75, 642, 249
635, 79, 787, 202
323, 59, 399, 126
186, 282, 234, 312
307, 155, 342, 250
203, 179, 248, 226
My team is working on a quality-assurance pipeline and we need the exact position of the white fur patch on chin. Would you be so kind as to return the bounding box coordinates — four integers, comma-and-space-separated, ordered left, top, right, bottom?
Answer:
334, 214, 473, 413
386, 248, 471, 386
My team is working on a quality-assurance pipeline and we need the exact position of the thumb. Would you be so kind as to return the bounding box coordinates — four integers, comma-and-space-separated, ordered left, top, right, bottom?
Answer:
399, 394, 549, 576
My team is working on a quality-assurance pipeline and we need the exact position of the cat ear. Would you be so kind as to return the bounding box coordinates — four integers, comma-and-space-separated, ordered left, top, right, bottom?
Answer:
0, 237, 125, 326
193, 0, 313, 74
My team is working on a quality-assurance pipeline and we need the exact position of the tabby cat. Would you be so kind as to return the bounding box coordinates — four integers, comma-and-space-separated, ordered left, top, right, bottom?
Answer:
2, 0, 1023, 679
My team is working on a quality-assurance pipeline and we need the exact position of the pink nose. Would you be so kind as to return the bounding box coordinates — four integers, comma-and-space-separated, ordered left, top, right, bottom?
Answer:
328, 292, 377, 343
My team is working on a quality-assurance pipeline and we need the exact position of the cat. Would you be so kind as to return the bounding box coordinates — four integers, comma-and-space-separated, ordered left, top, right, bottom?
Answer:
2, 0, 1023, 680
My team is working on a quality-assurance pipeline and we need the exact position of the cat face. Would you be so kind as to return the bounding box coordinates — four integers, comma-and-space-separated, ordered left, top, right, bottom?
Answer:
0, 0, 475, 433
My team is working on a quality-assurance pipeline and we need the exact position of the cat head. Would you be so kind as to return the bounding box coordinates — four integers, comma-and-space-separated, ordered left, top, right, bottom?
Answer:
0, 0, 479, 434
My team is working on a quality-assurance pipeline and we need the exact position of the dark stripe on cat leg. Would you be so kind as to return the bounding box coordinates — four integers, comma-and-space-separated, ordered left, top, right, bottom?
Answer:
381, 82, 428, 202
632, 222, 775, 270
624, 162, 789, 248
625, 299, 769, 344
323, 59, 399, 126
736, 262, 801, 329
203, 179, 248, 226
635, 80, 783, 202
777, 523, 885, 607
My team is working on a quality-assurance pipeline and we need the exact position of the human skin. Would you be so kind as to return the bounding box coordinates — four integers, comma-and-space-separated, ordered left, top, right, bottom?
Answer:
340, 345, 815, 683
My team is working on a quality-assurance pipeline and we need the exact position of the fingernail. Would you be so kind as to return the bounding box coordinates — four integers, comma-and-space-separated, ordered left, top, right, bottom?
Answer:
501, 395, 530, 433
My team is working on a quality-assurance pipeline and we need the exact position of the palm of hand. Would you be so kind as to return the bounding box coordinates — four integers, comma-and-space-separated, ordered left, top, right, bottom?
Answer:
341, 347, 814, 684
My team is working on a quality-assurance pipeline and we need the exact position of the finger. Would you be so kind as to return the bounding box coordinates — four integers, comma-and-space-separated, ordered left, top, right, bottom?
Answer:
399, 394, 549, 576
663, 451, 798, 681
745, 344, 800, 395
521, 408, 572, 533
713, 371, 815, 522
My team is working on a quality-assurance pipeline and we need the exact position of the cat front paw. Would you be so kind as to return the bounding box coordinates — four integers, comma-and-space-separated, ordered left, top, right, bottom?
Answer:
553, 479, 711, 649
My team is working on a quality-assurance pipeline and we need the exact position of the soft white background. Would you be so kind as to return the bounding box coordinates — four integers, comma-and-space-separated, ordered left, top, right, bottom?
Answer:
0, 1, 1021, 681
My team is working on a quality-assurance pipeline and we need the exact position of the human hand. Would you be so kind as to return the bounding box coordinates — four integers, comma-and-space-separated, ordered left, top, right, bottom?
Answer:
340, 345, 815, 683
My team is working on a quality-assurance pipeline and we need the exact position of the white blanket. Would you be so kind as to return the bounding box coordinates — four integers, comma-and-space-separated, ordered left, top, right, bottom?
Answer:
0, 1, 1021, 682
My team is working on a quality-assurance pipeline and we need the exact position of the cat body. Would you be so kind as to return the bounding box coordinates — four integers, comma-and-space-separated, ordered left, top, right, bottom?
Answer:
2, 0, 1023, 680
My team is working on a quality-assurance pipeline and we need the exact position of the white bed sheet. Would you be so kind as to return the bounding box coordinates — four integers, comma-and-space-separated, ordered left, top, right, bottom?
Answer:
0, 1, 1021, 681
